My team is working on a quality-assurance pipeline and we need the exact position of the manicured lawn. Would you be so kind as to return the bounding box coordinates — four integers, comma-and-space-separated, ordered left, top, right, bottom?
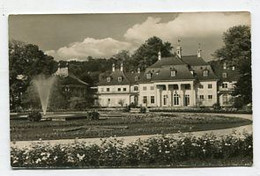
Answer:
10, 112, 252, 141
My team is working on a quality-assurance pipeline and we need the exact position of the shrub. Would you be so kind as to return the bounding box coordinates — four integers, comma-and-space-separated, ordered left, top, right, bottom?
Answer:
11, 133, 253, 168
140, 107, 147, 113
123, 105, 131, 112
27, 111, 42, 122
212, 103, 221, 110
87, 111, 99, 120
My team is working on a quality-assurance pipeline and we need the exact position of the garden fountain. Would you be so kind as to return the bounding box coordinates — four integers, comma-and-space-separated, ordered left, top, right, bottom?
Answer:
33, 75, 56, 115
29, 74, 89, 121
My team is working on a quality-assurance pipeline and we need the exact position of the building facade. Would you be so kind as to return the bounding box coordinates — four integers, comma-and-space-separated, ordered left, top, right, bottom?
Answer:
54, 63, 89, 109
97, 46, 238, 108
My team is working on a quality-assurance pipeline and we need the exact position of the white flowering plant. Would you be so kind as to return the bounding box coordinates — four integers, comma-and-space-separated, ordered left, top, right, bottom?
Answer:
11, 133, 253, 168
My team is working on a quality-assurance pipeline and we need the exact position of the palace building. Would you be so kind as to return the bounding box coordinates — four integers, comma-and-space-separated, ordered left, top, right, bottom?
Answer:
97, 45, 238, 108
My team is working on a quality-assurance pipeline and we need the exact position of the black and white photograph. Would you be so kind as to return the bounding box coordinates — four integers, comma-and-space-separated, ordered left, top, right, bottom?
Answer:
8, 12, 252, 168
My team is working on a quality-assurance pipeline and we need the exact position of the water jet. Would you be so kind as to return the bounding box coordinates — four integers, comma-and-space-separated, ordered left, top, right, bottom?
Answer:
33, 75, 56, 115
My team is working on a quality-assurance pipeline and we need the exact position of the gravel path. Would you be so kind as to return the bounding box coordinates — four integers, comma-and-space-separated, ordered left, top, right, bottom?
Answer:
11, 113, 252, 149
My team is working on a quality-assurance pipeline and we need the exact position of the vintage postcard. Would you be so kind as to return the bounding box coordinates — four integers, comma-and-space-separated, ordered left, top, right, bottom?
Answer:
9, 12, 252, 168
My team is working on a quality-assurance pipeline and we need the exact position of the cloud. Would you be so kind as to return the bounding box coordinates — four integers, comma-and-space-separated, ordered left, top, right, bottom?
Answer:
45, 37, 133, 60
46, 12, 250, 60
124, 12, 250, 44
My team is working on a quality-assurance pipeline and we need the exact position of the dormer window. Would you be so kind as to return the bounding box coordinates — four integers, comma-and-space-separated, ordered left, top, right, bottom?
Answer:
135, 76, 139, 81
203, 70, 209, 77
232, 66, 235, 70
146, 73, 152, 79
107, 77, 111, 82
222, 72, 227, 78
223, 62, 227, 69
118, 76, 122, 82
171, 70, 176, 77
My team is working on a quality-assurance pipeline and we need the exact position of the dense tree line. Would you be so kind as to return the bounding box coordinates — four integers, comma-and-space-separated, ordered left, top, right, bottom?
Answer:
9, 28, 252, 111
9, 37, 174, 111
9, 40, 57, 111
214, 25, 251, 108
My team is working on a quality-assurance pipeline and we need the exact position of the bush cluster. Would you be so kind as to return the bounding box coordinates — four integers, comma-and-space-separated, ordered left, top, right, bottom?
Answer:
11, 133, 252, 168
86, 111, 99, 120
27, 111, 42, 122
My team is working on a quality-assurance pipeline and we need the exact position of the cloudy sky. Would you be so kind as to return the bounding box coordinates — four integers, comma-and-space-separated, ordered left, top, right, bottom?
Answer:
9, 12, 250, 61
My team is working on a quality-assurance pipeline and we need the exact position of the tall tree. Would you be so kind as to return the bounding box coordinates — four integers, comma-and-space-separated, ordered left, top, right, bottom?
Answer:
215, 25, 251, 106
9, 40, 57, 111
131, 36, 174, 70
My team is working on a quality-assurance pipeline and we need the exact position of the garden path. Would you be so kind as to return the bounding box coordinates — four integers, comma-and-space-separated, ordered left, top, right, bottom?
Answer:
11, 113, 252, 149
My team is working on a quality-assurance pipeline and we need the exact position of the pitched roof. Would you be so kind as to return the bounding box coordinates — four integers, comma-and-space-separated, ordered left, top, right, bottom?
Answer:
98, 69, 131, 86
210, 60, 240, 82
140, 65, 195, 83
191, 65, 218, 81
125, 72, 144, 84
60, 74, 88, 86
181, 55, 208, 66
97, 54, 219, 86
149, 56, 185, 68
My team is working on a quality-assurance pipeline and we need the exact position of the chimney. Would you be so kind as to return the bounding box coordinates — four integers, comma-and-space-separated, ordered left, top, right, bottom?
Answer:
112, 63, 115, 72
137, 68, 141, 73
197, 43, 202, 58
57, 62, 61, 72
158, 51, 161, 61
120, 63, 123, 72
176, 39, 182, 58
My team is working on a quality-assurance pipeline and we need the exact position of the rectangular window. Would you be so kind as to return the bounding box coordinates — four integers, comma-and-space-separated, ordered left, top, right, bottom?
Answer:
199, 95, 204, 100
101, 88, 104, 92
171, 70, 176, 77
208, 95, 213, 100
146, 73, 151, 79
199, 84, 203, 89
134, 86, 138, 91
173, 94, 179, 105
223, 62, 227, 69
222, 83, 228, 88
123, 88, 127, 91
143, 86, 147, 91
184, 95, 190, 106
203, 70, 209, 77
223, 94, 229, 104
118, 77, 122, 82
118, 88, 121, 92
150, 86, 154, 90
106, 88, 110, 92
151, 96, 155, 104
143, 96, 147, 104
208, 84, 212, 89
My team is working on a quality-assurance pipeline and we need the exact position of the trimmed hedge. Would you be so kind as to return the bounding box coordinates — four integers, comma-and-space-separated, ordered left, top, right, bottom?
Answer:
11, 133, 252, 168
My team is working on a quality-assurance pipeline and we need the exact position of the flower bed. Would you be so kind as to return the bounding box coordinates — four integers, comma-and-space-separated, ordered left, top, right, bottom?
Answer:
11, 133, 253, 168
10, 113, 252, 141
